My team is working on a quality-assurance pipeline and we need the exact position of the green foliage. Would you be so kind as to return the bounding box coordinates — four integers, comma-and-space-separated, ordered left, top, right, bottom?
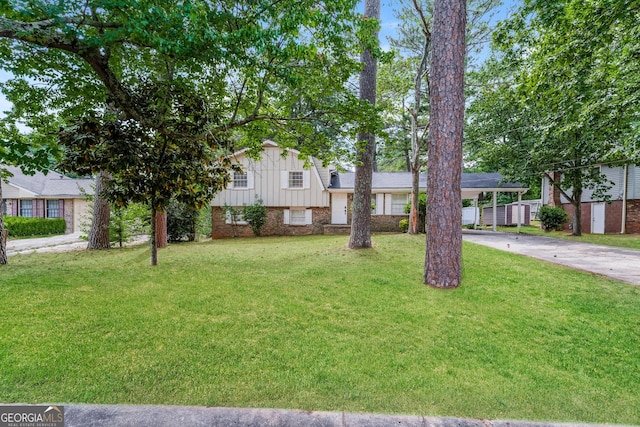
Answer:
243, 198, 267, 237
110, 204, 150, 247
465, 0, 640, 232
399, 218, 409, 233
4, 217, 65, 237
539, 206, 569, 232
167, 198, 198, 242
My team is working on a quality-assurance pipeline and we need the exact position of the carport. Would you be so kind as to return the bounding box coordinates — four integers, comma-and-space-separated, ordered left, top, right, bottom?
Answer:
461, 173, 528, 232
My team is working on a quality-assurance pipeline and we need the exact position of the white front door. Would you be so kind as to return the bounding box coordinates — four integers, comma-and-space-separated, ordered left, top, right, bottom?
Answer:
331, 193, 348, 224
591, 203, 605, 234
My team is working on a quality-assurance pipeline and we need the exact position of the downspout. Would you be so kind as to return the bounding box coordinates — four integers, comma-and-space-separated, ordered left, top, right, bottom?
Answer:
621, 163, 628, 234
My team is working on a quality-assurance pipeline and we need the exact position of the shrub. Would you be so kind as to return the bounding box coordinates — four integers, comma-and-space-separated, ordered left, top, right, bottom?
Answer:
399, 218, 409, 233
167, 199, 199, 242
539, 205, 569, 231
5, 217, 66, 237
243, 197, 267, 237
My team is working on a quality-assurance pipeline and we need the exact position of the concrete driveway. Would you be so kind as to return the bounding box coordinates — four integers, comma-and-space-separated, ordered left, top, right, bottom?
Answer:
463, 230, 640, 286
6, 232, 148, 256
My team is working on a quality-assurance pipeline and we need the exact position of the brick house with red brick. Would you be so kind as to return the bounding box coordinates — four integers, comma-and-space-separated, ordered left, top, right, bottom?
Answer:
210, 141, 528, 238
542, 164, 640, 234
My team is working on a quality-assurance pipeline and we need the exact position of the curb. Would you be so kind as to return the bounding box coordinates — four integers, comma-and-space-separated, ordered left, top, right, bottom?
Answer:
47, 405, 637, 427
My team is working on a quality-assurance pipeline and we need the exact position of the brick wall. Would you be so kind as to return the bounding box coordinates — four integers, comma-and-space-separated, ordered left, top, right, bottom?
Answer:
63, 200, 74, 234
372, 215, 406, 232
562, 200, 640, 234
212, 207, 332, 239
626, 200, 640, 234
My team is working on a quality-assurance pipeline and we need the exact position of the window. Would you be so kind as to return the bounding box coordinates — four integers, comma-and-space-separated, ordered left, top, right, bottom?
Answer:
225, 208, 246, 225
20, 200, 33, 218
47, 200, 60, 218
288, 171, 304, 189
233, 172, 248, 188
290, 209, 306, 225
391, 194, 408, 215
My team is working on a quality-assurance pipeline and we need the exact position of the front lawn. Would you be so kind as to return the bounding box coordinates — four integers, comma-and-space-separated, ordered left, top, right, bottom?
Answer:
1, 234, 639, 424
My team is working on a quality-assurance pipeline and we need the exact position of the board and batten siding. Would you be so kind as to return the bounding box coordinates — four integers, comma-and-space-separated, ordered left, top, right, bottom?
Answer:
557, 164, 639, 203
211, 145, 330, 208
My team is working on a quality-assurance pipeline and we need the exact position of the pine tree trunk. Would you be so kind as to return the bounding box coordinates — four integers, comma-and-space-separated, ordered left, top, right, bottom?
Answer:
349, 0, 380, 249
0, 183, 7, 265
424, 0, 466, 288
409, 168, 420, 234
88, 171, 111, 250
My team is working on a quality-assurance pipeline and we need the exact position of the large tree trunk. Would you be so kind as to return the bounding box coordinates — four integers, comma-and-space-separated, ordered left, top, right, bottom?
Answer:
424, 0, 466, 288
349, 0, 380, 249
571, 189, 583, 236
88, 171, 111, 250
0, 182, 7, 265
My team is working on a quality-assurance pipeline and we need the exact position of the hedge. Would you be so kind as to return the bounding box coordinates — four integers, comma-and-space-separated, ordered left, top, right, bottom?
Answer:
4, 217, 66, 237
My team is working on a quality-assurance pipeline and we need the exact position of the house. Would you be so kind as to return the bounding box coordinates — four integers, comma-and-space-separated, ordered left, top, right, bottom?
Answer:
210, 141, 528, 238
542, 164, 640, 234
1, 166, 94, 234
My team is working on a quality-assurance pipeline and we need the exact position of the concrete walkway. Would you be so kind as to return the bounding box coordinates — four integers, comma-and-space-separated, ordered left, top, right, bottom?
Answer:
6, 232, 148, 256
463, 230, 640, 285
0, 404, 633, 427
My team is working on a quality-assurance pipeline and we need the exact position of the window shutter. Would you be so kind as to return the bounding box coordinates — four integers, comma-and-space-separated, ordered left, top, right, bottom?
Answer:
12, 200, 18, 216
281, 171, 289, 189
305, 209, 313, 225
376, 194, 384, 215
384, 194, 391, 215
303, 170, 310, 189
247, 171, 254, 189
60, 199, 65, 217
283, 209, 290, 225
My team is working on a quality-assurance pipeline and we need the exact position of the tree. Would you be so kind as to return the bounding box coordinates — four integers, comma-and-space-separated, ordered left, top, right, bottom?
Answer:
466, 0, 640, 236
349, 0, 381, 249
0, 128, 55, 264
0, 0, 375, 263
424, 0, 466, 288
382, 0, 499, 234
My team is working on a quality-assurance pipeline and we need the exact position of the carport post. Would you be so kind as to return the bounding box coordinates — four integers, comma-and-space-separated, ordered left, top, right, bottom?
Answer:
517, 191, 522, 233
492, 191, 497, 232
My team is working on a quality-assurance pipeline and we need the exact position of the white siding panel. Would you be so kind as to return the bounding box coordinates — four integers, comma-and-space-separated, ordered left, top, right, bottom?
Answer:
632, 164, 640, 199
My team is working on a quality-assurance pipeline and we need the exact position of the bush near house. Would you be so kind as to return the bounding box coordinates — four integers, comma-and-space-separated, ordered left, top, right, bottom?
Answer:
4, 217, 66, 237
539, 205, 569, 231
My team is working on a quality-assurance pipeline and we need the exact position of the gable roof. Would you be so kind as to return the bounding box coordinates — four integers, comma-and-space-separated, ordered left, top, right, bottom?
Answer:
3, 165, 94, 197
330, 171, 527, 195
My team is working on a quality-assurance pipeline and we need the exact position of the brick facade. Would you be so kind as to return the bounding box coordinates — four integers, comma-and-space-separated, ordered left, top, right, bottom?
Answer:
211, 206, 406, 238
561, 200, 640, 234
212, 207, 332, 238
626, 200, 640, 234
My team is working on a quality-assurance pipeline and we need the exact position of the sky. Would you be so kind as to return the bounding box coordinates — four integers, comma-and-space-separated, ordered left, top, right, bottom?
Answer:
0, 0, 521, 119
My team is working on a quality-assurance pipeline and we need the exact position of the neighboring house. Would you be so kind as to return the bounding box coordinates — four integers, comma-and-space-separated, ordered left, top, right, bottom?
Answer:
1, 166, 94, 234
211, 141, 528, 238
542, 164, 640, 234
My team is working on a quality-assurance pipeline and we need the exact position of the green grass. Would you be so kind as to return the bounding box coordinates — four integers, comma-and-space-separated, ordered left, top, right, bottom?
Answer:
1, 234, 639, 424
492, 224, 640, 250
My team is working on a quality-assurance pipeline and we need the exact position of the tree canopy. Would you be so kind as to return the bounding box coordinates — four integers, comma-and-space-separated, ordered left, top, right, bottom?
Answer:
465, 0, 640, 235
